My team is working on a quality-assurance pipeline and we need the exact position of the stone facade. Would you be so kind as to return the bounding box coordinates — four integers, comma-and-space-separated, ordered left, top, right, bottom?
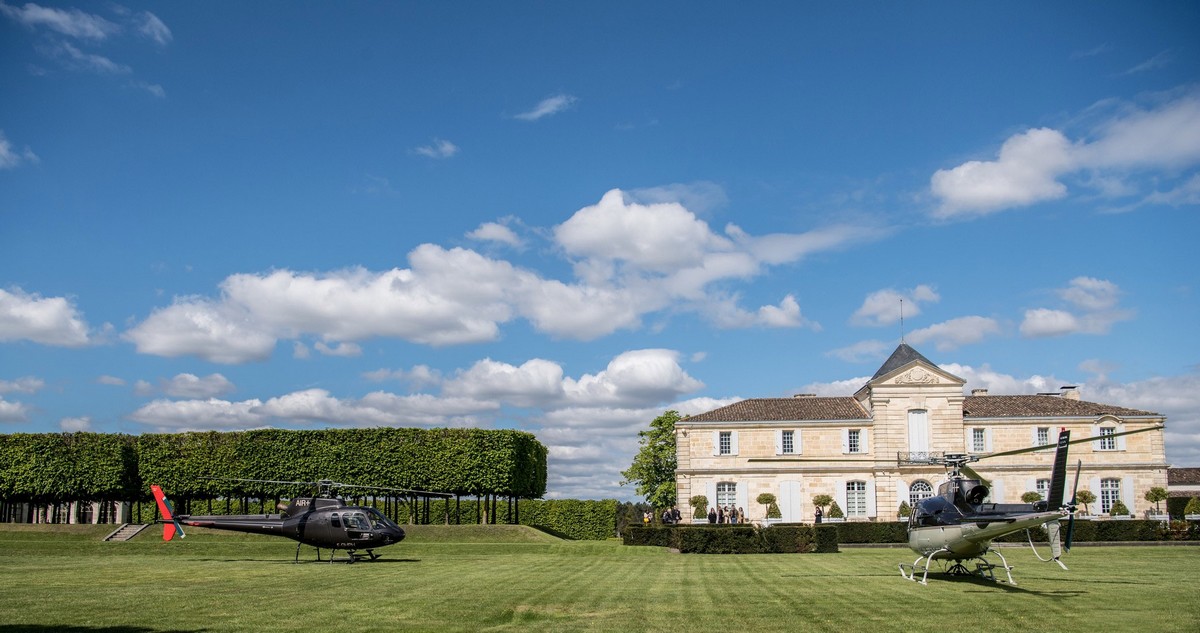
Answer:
676, 344, 1169, 523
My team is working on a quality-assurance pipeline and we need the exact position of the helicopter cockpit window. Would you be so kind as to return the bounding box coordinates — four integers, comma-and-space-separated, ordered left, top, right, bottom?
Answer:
330, 513, 341, 528
366, 508, 398, 530
343, 512, 370, 531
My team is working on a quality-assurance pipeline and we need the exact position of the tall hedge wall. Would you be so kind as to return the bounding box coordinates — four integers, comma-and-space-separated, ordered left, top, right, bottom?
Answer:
0, 427, 546, 502
0, 433, 139, 501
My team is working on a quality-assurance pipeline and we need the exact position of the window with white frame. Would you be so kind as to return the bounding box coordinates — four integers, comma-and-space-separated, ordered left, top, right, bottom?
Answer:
909, 480, 933, 507
1036, 427, 1049, 447
1100, 478, 1121, 514
846, 481, 867, 517
847, 429, 861, 453
1036, 478, 1049, 500
718, 431, 732, 455
1098, 427, 1116, 451
971, 428, 987, 452
781, 430, 795, 454
716, 482, 737, 508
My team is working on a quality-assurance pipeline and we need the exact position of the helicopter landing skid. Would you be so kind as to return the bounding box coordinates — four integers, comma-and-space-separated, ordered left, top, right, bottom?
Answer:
899, 548, 1016, 585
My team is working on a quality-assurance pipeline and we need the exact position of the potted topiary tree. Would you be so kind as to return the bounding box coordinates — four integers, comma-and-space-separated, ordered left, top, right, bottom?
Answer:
1076, 489, 1097, 518
757, 493, 781, 525
1021, 491, 1043, 504
1184, 497, 1200, 521
897, 501, 911, 520
1144, 487, 1169, 521
826, 500, 845, 523
1109, 499, 1131, 519
812, 494, 833, 524
690, 495, 709, 524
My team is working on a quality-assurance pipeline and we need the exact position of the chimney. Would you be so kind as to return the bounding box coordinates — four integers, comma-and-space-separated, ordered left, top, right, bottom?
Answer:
971, 388, 988, 396
792, 393, 816, 398
1060, 385, 1079, 400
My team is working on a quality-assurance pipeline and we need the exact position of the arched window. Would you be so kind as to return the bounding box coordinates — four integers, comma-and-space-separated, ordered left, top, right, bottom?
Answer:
908, 480, 933, 507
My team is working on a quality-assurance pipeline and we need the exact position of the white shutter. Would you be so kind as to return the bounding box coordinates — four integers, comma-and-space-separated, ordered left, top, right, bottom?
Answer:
835, 479, 847, 515
866, 479, 877, 518
1031, 427, 1040, 447
735, 481, 748, 515
712, 431, 720, 456
861, 430, 870, 453
779, 480, 800, 522
1089, 477, 1101, 513
965, 429, 973, 452
730, 431, 739, 456
1117, 425, 1127, 451
896, 480, 910, 510
706, 481, 716, 513
774, 430, 782, 455
1121, 476, 1135, 516
841, 429, 849, 454
1091, 427, 1101, 451
991, 479, 1005, 504
984, 428, 993, 452
794, 429, 803, 454
1026, 478, 1037, 495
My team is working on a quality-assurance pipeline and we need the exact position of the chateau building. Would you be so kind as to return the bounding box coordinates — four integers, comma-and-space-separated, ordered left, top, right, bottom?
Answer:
675, 344, 1168, 522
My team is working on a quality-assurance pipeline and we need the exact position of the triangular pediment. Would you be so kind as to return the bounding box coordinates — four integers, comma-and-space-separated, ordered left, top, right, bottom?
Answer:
856, 343, 965, 395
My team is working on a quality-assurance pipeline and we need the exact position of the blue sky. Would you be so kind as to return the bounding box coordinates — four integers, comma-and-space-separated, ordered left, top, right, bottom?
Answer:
2, 2, 1198, 500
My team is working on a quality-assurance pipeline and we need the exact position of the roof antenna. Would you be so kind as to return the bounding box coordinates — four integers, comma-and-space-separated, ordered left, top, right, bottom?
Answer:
900, 298, 905, 344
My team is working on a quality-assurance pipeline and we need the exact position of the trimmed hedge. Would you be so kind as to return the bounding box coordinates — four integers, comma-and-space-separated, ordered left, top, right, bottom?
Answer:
622, 524, 839, 554
833, 521, 908, 544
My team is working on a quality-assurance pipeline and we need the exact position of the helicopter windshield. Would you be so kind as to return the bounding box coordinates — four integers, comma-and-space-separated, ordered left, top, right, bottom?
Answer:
365, 508, 400, 530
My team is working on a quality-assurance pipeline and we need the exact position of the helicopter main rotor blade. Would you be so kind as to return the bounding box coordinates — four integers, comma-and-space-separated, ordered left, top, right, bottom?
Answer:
324, 482, 456, 498
958, 464, 991, 488
978, 425, 1163, 460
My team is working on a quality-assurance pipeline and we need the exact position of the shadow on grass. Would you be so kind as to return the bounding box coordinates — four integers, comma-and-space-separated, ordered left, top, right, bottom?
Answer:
0, 626, 208, 633
188, 557, 422, 564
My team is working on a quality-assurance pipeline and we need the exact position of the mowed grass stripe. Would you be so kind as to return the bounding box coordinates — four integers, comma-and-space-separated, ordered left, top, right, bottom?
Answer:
1, 526, 1198, 632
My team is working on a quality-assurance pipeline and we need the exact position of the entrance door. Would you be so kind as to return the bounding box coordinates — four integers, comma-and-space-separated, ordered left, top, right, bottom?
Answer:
779, 480, 802, 522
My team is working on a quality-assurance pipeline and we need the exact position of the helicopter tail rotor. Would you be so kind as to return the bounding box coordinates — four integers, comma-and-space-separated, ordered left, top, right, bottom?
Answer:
150, 485, 186, 541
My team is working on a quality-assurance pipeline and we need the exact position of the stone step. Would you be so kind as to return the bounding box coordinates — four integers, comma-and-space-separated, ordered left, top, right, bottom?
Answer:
103, 523, 151, 542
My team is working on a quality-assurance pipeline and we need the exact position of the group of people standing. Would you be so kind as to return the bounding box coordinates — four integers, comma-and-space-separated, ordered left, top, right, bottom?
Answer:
707, 505, 745, 524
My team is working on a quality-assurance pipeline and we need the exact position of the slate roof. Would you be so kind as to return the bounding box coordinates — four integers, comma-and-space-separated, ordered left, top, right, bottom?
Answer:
962, 395, 1158, 418
871, 343, 937, 380
683, 397, 870, 422
1168, 468, 1200, 486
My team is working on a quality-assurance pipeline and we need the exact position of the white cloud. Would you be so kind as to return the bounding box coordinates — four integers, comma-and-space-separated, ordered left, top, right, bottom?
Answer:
0, 2, 119, 40
413, 138, 459, 159
137, 11, 171, 46
906, 316, 1002, 351
515, 93, 577, 121
0, 376, 44, 394
362, 365, 443, 389
931, 89, 1200, 216
162, 373, 236, 399
123, 297, 277, 363
59, 416, 91, 432
851, 285, 940, 327
0, 130, 39, 169
466, 221, 523, 248
127, 189, 884, 361
626, 181, 729, 215
931, 128, 1074, 216
129, 397, 266, 431
96, 375, 126, 386
0, 396, 32, 422
50, 41, 131, 74
826, 339, 890, 363
1120, 50, 1172, 76
0, 287, 92, 347
292, 342, 310, 359
314, 341, 362, 357
1020, 277, 1133, 338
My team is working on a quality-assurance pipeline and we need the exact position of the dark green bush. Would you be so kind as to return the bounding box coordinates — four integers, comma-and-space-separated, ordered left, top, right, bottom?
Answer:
760, 525, 816, 553
834, 521, 907, 544
814, 525, 839, 553
622, 526, 674, 547
673, 526, 760, 553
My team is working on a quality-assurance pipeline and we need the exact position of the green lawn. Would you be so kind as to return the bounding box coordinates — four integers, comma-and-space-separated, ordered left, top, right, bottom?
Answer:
0, 524, 1196, 632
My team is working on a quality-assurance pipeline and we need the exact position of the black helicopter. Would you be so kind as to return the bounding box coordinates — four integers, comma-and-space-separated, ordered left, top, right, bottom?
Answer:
899, 425, 1162, 584
151, 478, 452, 563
